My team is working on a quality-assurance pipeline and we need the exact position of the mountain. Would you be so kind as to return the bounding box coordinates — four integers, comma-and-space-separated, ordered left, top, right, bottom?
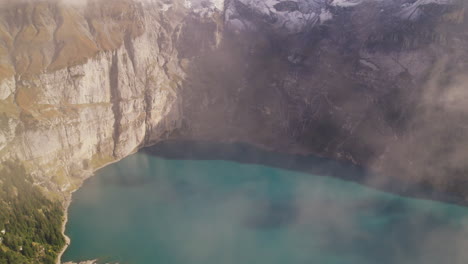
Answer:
0, 0, 467, 261
1, 0, 468, 203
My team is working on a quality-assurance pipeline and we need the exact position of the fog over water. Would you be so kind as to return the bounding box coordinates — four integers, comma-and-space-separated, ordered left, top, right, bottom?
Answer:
63, 143, 468, 264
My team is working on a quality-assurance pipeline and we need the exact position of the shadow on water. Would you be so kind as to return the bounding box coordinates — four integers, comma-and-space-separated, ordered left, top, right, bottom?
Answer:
63, 140, 468, 264
143, 140, 465, 206
144, 140, 367, 180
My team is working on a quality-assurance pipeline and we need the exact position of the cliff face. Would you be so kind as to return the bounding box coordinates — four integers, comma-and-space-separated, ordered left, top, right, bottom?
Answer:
1, 0, 468, 203
179, 0, 468, 202
0, 0, 191, 193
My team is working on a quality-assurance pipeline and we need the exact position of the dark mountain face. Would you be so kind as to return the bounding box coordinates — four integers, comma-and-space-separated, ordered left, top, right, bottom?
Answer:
175, 0, 468, 204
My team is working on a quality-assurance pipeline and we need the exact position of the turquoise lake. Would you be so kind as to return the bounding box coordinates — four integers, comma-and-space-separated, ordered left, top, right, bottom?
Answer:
63, 144, 468, 264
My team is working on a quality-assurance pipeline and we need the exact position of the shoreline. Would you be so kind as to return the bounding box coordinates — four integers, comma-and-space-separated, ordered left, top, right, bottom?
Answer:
56, 196, 72, 264
52, 140, 296, 264
145, 140, 468, 207
54, 139, 468, 263
56, 155, 132, 264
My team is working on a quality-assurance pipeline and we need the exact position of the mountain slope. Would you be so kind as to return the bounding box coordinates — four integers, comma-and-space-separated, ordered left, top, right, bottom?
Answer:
0, 1, 467, 261
0, 0, 467, 204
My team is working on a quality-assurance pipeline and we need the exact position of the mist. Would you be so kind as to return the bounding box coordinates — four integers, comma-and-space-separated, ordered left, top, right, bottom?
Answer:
65, 149, 468, 264
368, 9, 468, 201
162, 0, 468, 205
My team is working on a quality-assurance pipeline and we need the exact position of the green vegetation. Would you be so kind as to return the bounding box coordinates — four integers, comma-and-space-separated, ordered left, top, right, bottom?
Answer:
0, 162, 65, 264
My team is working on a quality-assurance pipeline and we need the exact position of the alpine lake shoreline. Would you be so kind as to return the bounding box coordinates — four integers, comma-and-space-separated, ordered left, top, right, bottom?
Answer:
58, 140, 468, 264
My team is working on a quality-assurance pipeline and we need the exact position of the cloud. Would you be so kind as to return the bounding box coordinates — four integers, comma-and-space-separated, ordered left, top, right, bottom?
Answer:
67, 151, 468, 264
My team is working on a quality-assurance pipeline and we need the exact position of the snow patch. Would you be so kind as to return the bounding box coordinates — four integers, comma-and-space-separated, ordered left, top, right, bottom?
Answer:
359, 59, 379, 71
320, 8, 333, 23
331, 0, 363, 7
184, 0, 224, 11
226, 0, 328, 33
210, 0, 225, 10
160, 3, 173, 12
399, 0, 456, 20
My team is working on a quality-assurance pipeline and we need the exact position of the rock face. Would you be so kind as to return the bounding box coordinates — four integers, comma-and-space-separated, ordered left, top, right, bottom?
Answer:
1, 0, 468, 203
0, 0, 188, 193
181, 0, 468, 203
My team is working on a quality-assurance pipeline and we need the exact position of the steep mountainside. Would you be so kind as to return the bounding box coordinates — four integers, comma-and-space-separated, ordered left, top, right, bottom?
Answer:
0, 0, 467, 201
180, 0, 468, 202
0, 0, 189, 194
0, 0, 467, 243
0, 0, 468, 262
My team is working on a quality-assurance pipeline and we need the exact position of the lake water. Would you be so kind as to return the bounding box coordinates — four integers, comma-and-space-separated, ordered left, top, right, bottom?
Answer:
63, 143, 468, 264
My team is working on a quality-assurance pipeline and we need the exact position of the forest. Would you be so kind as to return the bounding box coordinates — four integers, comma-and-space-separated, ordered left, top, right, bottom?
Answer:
0, 162, 65, 264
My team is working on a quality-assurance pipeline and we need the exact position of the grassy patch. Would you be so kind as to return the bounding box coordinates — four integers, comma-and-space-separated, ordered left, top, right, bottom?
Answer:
89, 153, 115, 170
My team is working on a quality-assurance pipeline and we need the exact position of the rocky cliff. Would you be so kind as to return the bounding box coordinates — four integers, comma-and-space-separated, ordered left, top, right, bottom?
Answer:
1, 0, 468, 205
180, 0, 468, 203
0, 0, 190, 195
